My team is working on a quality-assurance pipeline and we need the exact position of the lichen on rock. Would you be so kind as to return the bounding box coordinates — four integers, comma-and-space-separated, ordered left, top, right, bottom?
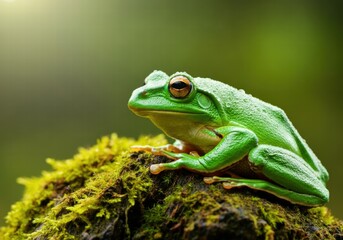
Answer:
0, 134, 342, 240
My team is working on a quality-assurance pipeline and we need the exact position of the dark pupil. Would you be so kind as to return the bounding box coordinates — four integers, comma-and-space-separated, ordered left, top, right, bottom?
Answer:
171, 81, 187, 89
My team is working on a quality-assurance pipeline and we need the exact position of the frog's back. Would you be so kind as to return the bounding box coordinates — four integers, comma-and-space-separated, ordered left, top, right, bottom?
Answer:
195, 77, 328, 182
194, 77, 297, 150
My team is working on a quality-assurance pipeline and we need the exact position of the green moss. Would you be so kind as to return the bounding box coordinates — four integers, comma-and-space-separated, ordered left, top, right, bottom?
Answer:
0, 134, 341, 239
0, 134, 167, 240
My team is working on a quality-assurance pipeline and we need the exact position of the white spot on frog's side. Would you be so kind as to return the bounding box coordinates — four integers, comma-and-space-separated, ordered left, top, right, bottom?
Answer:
238, 89, 246, 94
197, 94, 212, 109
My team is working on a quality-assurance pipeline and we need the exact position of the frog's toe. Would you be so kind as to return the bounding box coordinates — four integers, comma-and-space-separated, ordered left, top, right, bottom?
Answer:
203, 177, 215, 184
150, 164, 165, 175
130, 145, 153, 152
189, 151, 200, 157
222, 181, 242, 190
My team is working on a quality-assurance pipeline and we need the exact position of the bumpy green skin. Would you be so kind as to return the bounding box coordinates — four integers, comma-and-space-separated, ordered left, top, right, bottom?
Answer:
128, 70, 329, 206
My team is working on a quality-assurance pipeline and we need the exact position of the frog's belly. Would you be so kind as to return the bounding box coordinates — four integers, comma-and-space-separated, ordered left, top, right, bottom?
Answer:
149, 114, 221, 153
174, 132, 221, 156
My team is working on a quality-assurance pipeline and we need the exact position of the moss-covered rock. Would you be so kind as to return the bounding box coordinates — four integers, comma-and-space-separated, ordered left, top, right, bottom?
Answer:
0, 134, 342, 240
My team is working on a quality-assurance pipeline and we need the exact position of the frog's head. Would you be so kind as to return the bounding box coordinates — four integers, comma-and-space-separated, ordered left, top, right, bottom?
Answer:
128, 70, 223, 127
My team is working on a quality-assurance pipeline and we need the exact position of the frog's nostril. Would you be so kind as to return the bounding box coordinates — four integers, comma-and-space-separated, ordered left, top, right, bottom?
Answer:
140, 90, 148, 97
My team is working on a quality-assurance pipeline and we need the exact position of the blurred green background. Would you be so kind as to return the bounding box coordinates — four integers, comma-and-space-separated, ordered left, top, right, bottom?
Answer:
0, 0, 342, 225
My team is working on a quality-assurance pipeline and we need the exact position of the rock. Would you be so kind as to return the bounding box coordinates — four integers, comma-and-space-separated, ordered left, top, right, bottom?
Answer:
0, 134, 342, 240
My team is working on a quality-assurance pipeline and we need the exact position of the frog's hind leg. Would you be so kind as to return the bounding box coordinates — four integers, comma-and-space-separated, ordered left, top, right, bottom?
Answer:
205, 145, 329, 206
204, 176, 324, 206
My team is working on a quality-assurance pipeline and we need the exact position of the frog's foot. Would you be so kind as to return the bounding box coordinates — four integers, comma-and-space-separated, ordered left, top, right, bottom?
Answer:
203, 176, 246, 190
150, 152, 189, 174
131, 145, 155, 152
150, 164, 166, 175
130, 144, 172, 155
131, 144, 194, 157
204, 176, 234, 184
203, 177, 216, 184
149, 152, 204, 174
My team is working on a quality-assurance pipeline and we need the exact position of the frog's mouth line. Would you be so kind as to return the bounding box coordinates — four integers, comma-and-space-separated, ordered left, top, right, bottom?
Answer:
129, 108, 205, 117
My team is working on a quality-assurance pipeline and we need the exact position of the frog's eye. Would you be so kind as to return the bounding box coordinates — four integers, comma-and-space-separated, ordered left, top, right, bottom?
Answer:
169, 76, 192, 98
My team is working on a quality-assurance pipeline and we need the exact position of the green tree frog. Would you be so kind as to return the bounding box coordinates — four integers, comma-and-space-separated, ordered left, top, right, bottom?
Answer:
128, 70, 329, 206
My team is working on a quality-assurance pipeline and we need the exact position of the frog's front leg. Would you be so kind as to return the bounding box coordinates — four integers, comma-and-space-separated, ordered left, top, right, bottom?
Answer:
149, 126, 258, 174
205, 145, 329, 206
